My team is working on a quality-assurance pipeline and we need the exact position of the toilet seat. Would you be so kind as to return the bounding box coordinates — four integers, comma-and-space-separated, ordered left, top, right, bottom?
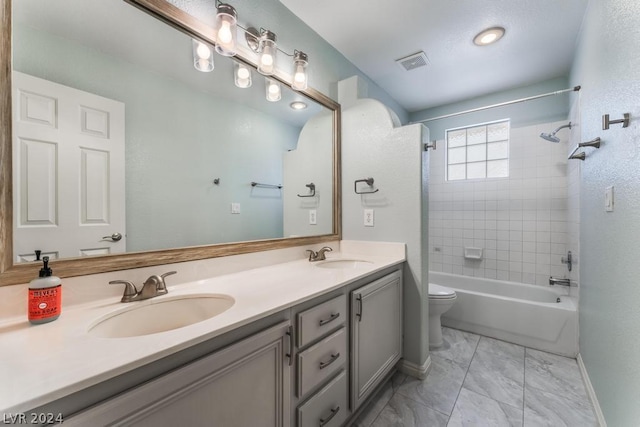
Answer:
429, 283, 456, 299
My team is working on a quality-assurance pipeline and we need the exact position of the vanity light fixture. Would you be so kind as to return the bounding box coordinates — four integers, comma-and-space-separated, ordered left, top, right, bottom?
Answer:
266, 78, 281, 102
191, 3, 312, 89
290, 101, 307, 110
234, 61, 252, 88
192, 39, 214, 72
291, 50, 309, 91
473, 26, 505, 46
214, 3, 238, 56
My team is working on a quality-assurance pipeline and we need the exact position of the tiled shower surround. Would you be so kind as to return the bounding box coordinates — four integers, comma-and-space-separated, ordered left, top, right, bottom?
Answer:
429, 121, 571, 285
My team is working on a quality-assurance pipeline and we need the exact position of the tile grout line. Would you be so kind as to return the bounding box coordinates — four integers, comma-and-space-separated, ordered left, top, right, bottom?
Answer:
523, 347, 528, 426
447, 335, 482, 419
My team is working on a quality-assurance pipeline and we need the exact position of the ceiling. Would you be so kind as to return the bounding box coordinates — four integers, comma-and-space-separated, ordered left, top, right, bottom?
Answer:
279, 0, 589, 113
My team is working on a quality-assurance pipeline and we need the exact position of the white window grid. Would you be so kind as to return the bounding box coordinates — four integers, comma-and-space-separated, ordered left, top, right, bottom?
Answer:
445, 119, 510, 181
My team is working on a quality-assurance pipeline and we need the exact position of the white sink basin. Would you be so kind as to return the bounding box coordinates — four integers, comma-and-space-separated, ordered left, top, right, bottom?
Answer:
88, 294, 235, 338
315, 259, 373, 269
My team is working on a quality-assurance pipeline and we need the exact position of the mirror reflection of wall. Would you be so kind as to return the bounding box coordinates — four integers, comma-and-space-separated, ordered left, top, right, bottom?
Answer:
12, 0, 333, 261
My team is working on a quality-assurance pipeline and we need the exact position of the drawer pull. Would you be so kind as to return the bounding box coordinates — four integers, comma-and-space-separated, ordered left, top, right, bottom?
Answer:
318, 312, 340, 326
319, 352, 340, 370
319, 406, 340, 426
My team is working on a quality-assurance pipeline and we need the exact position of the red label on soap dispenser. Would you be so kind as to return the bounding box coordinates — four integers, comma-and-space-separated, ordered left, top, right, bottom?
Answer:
28, 285, 62, 321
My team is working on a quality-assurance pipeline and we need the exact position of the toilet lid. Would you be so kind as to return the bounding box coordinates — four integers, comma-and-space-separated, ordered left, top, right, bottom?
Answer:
429, 283, 456, 299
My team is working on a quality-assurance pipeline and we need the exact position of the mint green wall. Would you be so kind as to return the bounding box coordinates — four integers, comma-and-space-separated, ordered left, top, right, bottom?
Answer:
13, 25, 299, 252
570, 0, 640, 425
410, 77, 571, 141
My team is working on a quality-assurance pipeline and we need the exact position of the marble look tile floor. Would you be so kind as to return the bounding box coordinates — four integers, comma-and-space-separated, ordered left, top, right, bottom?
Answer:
351, 327, 598, 427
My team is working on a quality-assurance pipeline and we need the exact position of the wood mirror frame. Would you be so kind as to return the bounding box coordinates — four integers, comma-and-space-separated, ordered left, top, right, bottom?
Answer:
0, 0, 342, 286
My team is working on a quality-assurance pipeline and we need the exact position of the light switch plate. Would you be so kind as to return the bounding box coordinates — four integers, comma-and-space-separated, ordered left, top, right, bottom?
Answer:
231, 203, 241, 214
309, 210, 317, 225
605, 186, 614, 212
364, 209, 374, 227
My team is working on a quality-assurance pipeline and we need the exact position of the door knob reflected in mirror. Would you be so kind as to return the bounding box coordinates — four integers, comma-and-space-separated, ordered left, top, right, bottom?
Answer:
101, 232, 123, 242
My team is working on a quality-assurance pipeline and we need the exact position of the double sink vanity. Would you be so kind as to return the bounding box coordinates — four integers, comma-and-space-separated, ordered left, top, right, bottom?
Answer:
0, 241, 405, 426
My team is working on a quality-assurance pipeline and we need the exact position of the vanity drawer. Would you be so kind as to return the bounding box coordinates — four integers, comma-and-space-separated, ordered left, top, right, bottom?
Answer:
297, 294, 347, 348
297, 370, 348, 427
297, 327, 347, 397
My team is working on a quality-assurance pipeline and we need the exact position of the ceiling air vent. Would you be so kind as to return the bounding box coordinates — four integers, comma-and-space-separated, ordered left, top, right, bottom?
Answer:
395, 51, 430, 71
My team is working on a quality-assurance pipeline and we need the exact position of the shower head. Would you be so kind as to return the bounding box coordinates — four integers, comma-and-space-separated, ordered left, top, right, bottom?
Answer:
539, 132, 560, 143
539, 121, 572, 143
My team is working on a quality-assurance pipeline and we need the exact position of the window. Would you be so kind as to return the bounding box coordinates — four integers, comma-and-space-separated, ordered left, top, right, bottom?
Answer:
446, 120, 509, 181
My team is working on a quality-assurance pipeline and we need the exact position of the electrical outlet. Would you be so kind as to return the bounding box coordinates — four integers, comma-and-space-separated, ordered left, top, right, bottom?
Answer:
231, 203, 241, 214
309, 210, 317, 225
364, 209, 374, 227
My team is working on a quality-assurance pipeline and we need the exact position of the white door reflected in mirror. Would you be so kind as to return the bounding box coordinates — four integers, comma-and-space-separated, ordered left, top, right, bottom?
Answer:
13, 72, 126, 262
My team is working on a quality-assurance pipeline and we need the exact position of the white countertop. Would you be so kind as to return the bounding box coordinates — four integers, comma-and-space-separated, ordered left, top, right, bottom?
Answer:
0, 241, 405, 413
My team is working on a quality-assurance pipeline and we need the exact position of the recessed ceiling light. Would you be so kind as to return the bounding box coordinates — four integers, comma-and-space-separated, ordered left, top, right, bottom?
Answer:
290, 101, 307, 110
473, 27, 505, 46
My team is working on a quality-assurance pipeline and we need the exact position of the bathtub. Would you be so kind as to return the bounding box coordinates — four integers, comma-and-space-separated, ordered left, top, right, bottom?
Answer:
432, 272, 578, 357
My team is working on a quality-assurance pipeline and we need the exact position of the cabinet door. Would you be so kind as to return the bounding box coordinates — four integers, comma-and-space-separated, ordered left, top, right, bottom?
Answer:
65, 321, 292, 427
351, 271, 403, 410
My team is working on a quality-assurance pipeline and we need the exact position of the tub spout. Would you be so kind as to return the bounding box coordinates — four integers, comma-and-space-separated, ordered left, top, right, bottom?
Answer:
549, 277, 571, 286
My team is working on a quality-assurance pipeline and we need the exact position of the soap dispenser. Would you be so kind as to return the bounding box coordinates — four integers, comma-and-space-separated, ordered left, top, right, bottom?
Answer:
28, 256, 62, 324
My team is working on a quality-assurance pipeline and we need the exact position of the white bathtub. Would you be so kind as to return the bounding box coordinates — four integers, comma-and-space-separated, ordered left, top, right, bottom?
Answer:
432, 272, 578, 357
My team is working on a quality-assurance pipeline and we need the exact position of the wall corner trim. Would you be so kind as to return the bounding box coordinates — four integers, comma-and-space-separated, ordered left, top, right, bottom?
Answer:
577, 353, 608, 427
398, 355, 432, 380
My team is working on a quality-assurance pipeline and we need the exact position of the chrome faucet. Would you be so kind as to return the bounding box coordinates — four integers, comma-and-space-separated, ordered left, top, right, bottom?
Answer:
306, 246, 333, 262
109, 271, 176, 302
549, 276, 571, 287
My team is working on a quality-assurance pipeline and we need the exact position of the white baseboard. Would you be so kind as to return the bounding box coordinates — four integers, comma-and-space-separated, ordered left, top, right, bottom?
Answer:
398, 356, 431, 380
577, 353, 607, 427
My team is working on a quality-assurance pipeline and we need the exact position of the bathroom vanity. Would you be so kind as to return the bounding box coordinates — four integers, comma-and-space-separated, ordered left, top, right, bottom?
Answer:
0, 243, 404, 427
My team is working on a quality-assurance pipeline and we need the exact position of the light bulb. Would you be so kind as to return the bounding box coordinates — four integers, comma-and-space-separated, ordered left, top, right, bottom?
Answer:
196, 42, 211, 59
291, 51, 308, 91
234, 61, 252, 88
192, 39, 214, 72
261, 54, 274, 67
266, 78, 281, 102
218, 21, 233, 44
237, 67, 250, 80
294, 66, 306, 83
257, 31, 277, 75
214, 4, 237, 56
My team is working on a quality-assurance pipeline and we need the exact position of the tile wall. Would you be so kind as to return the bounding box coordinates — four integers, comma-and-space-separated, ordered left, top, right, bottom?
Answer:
428, 120, 572, 285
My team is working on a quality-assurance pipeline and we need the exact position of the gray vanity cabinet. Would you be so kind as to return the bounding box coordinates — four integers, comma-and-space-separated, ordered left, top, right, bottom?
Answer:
350, 270, 403, 410
65, 321, 292, 427
53, 266, 404, 427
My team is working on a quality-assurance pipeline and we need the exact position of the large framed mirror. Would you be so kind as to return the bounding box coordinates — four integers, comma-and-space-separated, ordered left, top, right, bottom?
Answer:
0, 0, 341, 286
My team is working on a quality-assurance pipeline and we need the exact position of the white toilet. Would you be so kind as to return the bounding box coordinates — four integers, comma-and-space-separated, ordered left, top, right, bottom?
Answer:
428, 284, 457, 348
